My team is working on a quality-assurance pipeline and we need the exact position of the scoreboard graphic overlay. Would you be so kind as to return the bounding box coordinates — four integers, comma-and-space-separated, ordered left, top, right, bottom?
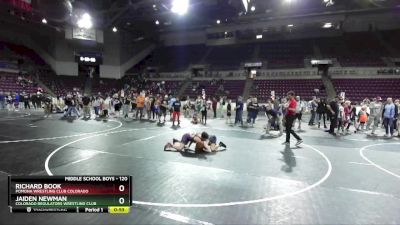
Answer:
8, 176, 132, 213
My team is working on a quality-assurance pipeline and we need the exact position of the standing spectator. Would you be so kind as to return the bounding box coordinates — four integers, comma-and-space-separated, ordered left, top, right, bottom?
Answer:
206, 97, 212, 112
17, 92, 24, 110
337, 102, 345, 134
212, 97, 218, 118
317, 98, 327, 129
234, 96, 244, 126
226, 99, 232, 124
195, 96, 202, 114
122, 96, 131, 119
295, 96, 305, 130
131, 94, 137, 113
265, 98, 280, 135
347, 102, 358, 133
153, 96, 160, 120
23, 92, 30, 110
151, 96, 156, 120
367, 97, 383, 135
159, 96, 168, 123
37, 92, 43, 109
283, 91, 302, 146
246, 97, 259, 127
93, 96, 101, 117
327, 96, 339, 135
31, 93, 37, 110
219, 97, 225, 118
145, 96, 152, 120
136, 93, 145, 120
7, 93, 13, 111
113, 97, 122, 117
357, 106, 368, 132
82, 94, 91, 119
183, 98, 190, 118
172, 97, 181, 126
343, 101, 351, 134
43, 95, 52, 118
308, 97, 318, 126
382, 98, 396, 137
14, 93, 20, 111
201, 99, 208, 125
64, 95, 80, 118
395, 99, 400, 137
0, 91, 5, 110
168, 95, 176, 120
102, 96, 111, 118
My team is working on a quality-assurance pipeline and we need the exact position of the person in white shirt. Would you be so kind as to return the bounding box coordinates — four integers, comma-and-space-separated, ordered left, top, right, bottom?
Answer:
337, 102, 345, 134
102, 96, 111, 118
92, 96, 101, 117
219, 97, 225, 118
295, 96, 305, 130
308, 97, 318, 126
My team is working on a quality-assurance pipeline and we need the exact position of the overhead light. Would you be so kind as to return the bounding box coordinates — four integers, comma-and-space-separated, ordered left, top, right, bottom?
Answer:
77, 13, 93, 29
288, 24, 294, 27
322, 22, 332, 28
84, 57, 90, 62
171, 0, 189, 15
155, 20, 160, 25
112, 27, 118, 32
250, 6, 256, 11
216, 20, 220, 24
256, 34, 263, 39
242, 0, 248, 12
324, 0, 334, 6
80, 57, 84, 61
224, 31, 228, 35
41, 18, 47, 24
90, 58, 96, 62
153, 4, 156, 8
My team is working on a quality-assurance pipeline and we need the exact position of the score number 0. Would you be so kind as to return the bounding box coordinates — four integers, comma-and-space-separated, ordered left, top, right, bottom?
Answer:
117, 177, 128, 205
118, 185, 125, 204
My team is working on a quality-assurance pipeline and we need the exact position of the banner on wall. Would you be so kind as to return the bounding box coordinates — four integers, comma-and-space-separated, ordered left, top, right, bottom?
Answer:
72, 27, 96, 41
244, 62, 262, 68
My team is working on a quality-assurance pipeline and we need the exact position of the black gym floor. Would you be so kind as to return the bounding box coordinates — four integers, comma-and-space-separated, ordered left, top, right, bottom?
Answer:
0, 110, 399, 225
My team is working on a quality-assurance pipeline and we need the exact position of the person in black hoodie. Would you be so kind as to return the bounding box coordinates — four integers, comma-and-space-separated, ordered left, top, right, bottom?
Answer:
316, 98, 328, 128
82, 94, 91, 119
327, 96, 340, 135
64, 95, 80, 117
226, 99, 232, 124
234, 96, 244, 126
247, 97, 259, 127
23, 92, 30, 110
200, 99, 208, 125
31, 93, 37, 109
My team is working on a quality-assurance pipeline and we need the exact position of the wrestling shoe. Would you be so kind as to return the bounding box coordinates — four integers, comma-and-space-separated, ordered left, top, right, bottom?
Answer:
172, 138, 179, 144
295, 140, 303, 146
219, 142, 227, 148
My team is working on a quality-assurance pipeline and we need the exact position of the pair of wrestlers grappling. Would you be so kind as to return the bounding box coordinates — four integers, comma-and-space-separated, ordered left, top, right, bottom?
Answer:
164, 132, 227, 153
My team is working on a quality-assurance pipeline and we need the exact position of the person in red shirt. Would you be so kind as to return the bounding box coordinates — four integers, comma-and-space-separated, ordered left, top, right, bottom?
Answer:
284, 91, 303, 146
